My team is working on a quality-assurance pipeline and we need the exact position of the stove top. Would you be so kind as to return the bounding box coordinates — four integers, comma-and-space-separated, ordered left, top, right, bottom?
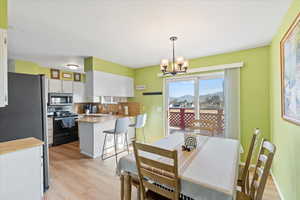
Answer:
53, 111, 78, 118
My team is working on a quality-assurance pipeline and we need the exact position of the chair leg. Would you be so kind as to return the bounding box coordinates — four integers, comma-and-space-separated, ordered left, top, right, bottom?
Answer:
101, 133, 107, 160
124, 174, 132, 200
136, 185, 141, 200
114, 133, 118, 165
120, 174, 124, 200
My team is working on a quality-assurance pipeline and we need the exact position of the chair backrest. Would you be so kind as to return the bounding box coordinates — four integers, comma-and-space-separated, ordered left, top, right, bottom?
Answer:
241, 128, 261, 191
187, 119, 216, 134
114, 117, 130, 134
250, 139, 276, 200
133, 141, 180, 200
135, 113, 147, 129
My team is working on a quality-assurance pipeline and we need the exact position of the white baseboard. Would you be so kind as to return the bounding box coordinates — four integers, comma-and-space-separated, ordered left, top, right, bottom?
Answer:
80, 150, 98, 159
270, 171, 285, 200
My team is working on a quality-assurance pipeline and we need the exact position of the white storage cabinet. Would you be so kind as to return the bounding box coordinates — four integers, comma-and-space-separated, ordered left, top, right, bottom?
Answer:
85, 71, 134, 98
0, 144, 44, 200
73, 81, 85, 103
48, 79, 74, 94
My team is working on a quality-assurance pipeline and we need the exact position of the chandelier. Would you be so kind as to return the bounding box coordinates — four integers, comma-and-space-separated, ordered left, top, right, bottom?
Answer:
160, 36, 189, 76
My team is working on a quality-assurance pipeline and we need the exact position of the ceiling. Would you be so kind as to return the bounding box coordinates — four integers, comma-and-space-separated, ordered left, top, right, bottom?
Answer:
8, 0, 292, 71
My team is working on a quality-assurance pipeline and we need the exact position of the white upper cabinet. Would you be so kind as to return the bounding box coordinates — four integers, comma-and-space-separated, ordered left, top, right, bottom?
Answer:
0, 29, 8, 107
48, 79, 62, 93
73, 81, 85, 103
48, 79, 73, 93
62, 80, 73, 93
86, 71, 134, 98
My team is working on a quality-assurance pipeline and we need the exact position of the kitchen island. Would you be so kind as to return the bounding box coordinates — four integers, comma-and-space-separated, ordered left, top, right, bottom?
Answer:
77, 115, 135, 158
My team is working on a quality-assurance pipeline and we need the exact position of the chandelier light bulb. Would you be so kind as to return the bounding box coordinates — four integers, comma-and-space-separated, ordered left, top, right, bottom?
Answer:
176, 56, 185, 64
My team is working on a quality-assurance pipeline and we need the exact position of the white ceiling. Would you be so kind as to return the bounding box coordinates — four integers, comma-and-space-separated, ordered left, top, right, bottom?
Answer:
8, 0, 292, 70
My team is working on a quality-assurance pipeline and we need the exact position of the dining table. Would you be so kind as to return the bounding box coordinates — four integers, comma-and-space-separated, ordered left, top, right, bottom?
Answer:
117, 132, 240, 200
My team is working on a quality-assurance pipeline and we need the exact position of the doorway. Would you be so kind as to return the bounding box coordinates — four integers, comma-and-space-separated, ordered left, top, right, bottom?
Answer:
164, 73, 225, 137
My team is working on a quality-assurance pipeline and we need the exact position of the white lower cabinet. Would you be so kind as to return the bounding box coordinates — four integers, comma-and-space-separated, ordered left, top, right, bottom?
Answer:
0, 146, 43, 200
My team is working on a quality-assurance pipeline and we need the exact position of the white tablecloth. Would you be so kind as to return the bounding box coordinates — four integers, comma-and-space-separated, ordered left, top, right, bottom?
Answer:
117, 133, 240, 200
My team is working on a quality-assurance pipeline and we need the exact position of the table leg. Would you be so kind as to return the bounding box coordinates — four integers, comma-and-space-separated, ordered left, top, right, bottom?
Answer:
120, 174, 124, 200
124, 173, 132, 200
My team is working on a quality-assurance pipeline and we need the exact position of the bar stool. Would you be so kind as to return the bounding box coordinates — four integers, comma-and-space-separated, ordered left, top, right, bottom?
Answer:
129, 113, 147, 142
101, 117, 130, 165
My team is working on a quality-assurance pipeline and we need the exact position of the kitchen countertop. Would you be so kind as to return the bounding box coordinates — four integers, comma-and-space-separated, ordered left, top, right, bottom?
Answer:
77, 114, 136, 123
0, 137, 44, 155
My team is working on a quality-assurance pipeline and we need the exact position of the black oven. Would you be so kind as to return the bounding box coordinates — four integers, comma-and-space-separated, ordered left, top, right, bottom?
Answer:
48, 93, 73, 106
53, 115, 78, 146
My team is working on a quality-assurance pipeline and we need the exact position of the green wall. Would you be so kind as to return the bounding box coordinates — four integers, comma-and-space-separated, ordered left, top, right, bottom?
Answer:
270, 0, 300, 199
14, 60, 51, 77
0, 0, 7, 29
84, 56, 134, 78
132, 46, 271, 156
12, 60, 85, 82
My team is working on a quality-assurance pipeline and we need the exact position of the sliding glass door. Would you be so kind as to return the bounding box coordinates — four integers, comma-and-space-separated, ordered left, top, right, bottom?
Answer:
198, 77, 224, 136
167, 78, 197, 134
165, 73, 224, 136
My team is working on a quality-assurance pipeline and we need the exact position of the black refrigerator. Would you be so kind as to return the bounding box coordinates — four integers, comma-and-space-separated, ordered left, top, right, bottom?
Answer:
0, 73, 49, 191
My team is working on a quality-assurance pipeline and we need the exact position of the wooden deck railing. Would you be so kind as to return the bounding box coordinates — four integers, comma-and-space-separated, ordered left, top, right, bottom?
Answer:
168, 108, 224, 133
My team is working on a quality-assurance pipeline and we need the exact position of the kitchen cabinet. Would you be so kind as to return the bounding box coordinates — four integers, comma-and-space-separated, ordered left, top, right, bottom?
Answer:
62, 80, 73, 93
48, 79, 62, 93
0, 138, 44, 200
73, 81, 85, 103
0, 28, 8, 107
48, 79, 74, 94
78, 116, 135, 158
85, 71, 134, 99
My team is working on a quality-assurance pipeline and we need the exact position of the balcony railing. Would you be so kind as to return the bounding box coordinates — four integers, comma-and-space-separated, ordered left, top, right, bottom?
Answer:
168, 108, 224, 133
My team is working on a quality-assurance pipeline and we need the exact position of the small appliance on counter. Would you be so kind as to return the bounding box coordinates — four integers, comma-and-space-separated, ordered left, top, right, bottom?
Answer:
92, 105, 98, 113
124, 106, 129, 116
84, 104, 98, 114
84, 104, 91, 114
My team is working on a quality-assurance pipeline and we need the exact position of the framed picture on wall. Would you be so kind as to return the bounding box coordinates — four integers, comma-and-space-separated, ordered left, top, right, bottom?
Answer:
50, 69, 60, 79
280, 13, 300, 126
62, 72, 72, 79
74, 73, 81, 82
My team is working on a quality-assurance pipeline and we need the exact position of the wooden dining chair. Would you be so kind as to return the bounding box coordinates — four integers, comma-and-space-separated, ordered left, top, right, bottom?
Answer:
186, 119, 217, 136
133, 141, 180, 200
238, 128, 261, 193
237, 139, 276, 200
120, 173, 142, 200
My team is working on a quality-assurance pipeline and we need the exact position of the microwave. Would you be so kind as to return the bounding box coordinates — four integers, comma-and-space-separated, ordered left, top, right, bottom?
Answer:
48, 93, 73, 106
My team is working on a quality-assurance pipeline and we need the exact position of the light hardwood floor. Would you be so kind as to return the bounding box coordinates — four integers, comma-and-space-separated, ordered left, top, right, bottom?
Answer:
44, 142, 281, 200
